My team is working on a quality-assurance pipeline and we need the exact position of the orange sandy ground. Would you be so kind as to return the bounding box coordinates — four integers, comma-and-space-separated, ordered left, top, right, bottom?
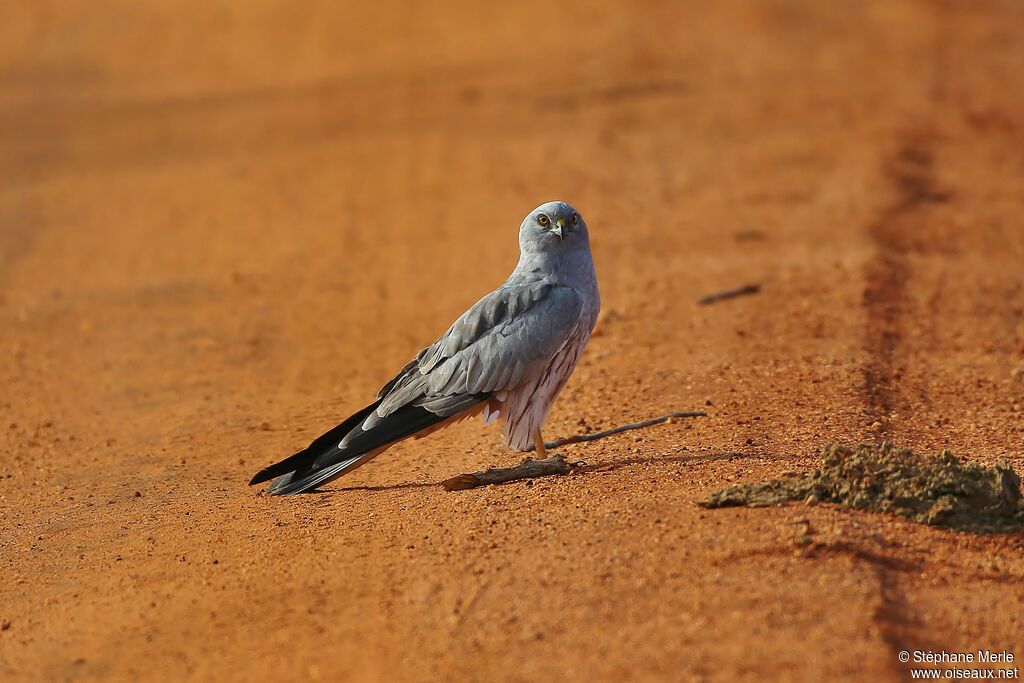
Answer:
2, 2, 1023, 681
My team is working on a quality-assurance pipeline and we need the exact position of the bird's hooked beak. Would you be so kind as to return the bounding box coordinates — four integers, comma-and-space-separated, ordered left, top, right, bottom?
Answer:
552, 218, 566, 239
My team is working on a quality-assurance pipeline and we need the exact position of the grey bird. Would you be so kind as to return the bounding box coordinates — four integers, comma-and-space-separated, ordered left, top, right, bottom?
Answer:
249, 201, 601, 495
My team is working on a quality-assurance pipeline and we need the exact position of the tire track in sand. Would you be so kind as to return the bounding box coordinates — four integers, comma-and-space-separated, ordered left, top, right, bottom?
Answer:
860, 132, 952, 678
862, 135, 950, 437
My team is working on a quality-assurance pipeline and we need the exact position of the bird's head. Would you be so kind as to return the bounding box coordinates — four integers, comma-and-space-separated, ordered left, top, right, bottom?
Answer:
519, 201, 590, 255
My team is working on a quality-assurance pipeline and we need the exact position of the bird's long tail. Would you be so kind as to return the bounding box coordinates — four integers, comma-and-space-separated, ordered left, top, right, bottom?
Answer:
249, 396, 486, 495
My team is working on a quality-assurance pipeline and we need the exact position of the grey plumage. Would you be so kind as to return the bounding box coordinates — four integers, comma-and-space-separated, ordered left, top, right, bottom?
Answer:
367, 283, 583, 425
250, 200, 600, 494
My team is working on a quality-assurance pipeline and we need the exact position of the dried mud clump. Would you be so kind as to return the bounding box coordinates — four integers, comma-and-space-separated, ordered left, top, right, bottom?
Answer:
699, 443, 1024, 534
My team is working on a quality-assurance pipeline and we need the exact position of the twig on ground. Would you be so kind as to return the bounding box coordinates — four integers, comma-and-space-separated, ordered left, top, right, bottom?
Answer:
442, 410, 707, 491
698, 283, 761, 305
442, 456, 580, 491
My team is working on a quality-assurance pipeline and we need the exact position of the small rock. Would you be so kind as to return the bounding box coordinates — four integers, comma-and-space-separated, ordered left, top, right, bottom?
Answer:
869, 421, 883, 432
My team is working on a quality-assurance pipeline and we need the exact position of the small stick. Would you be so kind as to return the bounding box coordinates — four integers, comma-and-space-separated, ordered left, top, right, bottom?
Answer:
698, 283, 760, 305
544, 411, 706, 449
442, 410, 706, 491
442, 455, 580, 491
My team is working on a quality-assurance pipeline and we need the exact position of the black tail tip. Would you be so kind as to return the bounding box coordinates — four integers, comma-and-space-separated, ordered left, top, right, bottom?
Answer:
249, 469, 274, 486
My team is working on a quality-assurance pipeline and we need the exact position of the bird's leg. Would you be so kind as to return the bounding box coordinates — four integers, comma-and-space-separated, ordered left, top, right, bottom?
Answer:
533, 427, 548, 460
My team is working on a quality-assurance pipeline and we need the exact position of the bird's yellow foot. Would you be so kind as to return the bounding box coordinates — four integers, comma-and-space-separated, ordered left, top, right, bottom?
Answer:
533, 428, 548, 460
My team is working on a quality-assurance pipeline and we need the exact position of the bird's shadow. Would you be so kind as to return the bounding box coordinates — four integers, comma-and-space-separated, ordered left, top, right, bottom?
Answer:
326, 449, 786, 494
332, 480, 436, 493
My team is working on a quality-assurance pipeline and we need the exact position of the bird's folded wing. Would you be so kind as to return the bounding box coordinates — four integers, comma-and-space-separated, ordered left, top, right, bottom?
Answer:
365, 282, 584, 428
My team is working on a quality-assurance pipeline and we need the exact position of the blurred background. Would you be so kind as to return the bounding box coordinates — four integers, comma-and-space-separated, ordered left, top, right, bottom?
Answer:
2, 2, 1023, 682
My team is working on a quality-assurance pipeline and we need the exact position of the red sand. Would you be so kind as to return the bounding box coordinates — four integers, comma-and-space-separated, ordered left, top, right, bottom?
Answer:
2, 2, 1023, 681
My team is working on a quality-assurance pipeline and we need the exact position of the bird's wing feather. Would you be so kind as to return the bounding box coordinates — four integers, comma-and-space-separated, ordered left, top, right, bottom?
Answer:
366, 283, 584, 426
264, 397, 484, 495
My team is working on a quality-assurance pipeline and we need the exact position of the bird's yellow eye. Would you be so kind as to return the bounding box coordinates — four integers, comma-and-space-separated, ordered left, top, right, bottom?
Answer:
537, 214, 550, 226
571, 213, 578, 225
